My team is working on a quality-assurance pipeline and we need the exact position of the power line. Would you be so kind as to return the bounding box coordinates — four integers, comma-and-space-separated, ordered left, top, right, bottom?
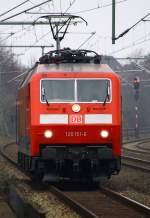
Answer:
0, 45, 53, 48
28, 0, 51, 13
0, 32, 15, 43
115, 12, 150, 41
0, 0, 77, 52
111, 35, 150, 55
110, 28, 150, 55
21, 30, 51, 55
73, 0, 127, 14
66, 31, 96, 35
1, 25, 33, 46
0, 0, 30, 18
0, 21, 50, 25
64, 0, 77, 13
77, 32, 96, 49
0, 0, 52, 22
0, 21, 50, 44
28, 0, 36, 6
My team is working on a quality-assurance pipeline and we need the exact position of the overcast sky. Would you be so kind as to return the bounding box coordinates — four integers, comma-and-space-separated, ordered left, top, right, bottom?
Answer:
0, 0, 150, 66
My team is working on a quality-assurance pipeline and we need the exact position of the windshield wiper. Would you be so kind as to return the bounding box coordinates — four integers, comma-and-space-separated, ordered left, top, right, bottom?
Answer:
42, 87, 49, 106
103, 81, 110, 106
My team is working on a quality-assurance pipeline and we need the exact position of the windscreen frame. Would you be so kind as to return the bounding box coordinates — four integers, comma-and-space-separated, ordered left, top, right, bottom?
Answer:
40, 78, 112, 103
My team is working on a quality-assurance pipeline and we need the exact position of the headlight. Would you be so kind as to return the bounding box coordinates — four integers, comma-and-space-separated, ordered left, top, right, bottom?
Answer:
44, 130, 53, 138
72, 104, 80, 112
100, 130, 109, 138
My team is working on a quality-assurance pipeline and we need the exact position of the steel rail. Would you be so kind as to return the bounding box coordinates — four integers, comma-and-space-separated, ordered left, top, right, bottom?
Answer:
50, 186, 150, 217
122, 155, 150, 164
0, 145, 98, 218
123, 138, 150, 155
122, 162, 150, 173
0, 142, 17, 166
136, 141, 150, 152
101, 188, 150, 216
50, 186, 98, 218
122, 155, 150, 172
123, 137, 150, 144
0, 143, 47, 218
1, 142, 150, 216
137, 145, 150, 152
123, 146, 150, 156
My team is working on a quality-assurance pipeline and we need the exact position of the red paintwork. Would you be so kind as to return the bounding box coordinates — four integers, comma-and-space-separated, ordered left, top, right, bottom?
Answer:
18, 68, 121, 158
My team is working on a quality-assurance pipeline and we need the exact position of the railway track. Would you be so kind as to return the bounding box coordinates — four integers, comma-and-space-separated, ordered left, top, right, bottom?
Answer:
1, 142, 150, 218
122, 155, 150, 172
136, 140, 150, 153
0, 142, 17, 165
123, 138, 150, 156
50, 186, 150, 218
122, 138, 150, 171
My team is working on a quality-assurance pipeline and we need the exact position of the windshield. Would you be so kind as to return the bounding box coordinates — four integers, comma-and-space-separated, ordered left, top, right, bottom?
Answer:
77, 80, 109, 102
41, 80, 74, 102
41, 79, 111, 103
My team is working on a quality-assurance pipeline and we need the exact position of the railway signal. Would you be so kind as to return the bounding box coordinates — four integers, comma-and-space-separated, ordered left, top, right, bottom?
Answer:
132, 77, 140, 137
133, 76, 140, 90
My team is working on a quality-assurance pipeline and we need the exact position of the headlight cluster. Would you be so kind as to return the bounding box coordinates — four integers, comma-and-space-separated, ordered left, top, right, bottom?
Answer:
100, 130, 109, 138
44, 130, 53, 138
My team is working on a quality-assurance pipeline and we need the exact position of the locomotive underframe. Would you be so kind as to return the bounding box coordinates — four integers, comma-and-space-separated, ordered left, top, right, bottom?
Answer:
18, 144, 121, 182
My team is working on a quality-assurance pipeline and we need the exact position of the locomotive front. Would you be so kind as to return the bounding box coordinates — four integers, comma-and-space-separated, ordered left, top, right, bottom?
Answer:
18, 50, 121, 182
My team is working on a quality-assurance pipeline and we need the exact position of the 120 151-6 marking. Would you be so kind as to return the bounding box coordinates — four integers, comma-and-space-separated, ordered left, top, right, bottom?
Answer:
65, 131, 87, 137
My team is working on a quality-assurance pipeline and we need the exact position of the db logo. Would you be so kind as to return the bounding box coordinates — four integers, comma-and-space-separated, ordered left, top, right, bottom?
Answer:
69, 115, 83, 124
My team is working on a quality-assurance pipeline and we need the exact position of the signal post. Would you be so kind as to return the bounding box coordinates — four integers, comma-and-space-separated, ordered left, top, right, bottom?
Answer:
133, 77, 140, 137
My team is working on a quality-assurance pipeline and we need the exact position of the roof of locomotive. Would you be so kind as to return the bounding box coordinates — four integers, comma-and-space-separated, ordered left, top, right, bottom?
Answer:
37, 63, 114, 73
20, 63, 117, 88
20, 49, 118, 88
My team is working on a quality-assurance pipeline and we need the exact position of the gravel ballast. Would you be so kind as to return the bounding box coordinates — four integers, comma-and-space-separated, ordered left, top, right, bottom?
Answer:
0, 136, 81, 218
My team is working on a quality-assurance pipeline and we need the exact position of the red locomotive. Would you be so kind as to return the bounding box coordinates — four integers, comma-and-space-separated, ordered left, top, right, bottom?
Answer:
17, 49, 121, 183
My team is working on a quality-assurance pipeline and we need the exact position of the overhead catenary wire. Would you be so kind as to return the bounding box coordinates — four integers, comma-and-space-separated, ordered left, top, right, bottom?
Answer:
28, 0, 36, 6
66, 31, 97, 35
0, 3, 55, 59
25, 0, 77, 14
0, 0, 52, 22
0, 0, 90, 54
110, 27, 150, 55
2, 0, 149, 68
110, 35, 150, 55
0, 0, 30, 18
28, 0, 50, 13
77, 32, 96, 49
20, 30, 52, 56
64, 0, 77, 13
8, 14, 36, 45
0, 32, 15, 43
0, 24, 33, 44
0, 1, 52, 45
115, 12, 150, 41
73, 0, 127, 14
